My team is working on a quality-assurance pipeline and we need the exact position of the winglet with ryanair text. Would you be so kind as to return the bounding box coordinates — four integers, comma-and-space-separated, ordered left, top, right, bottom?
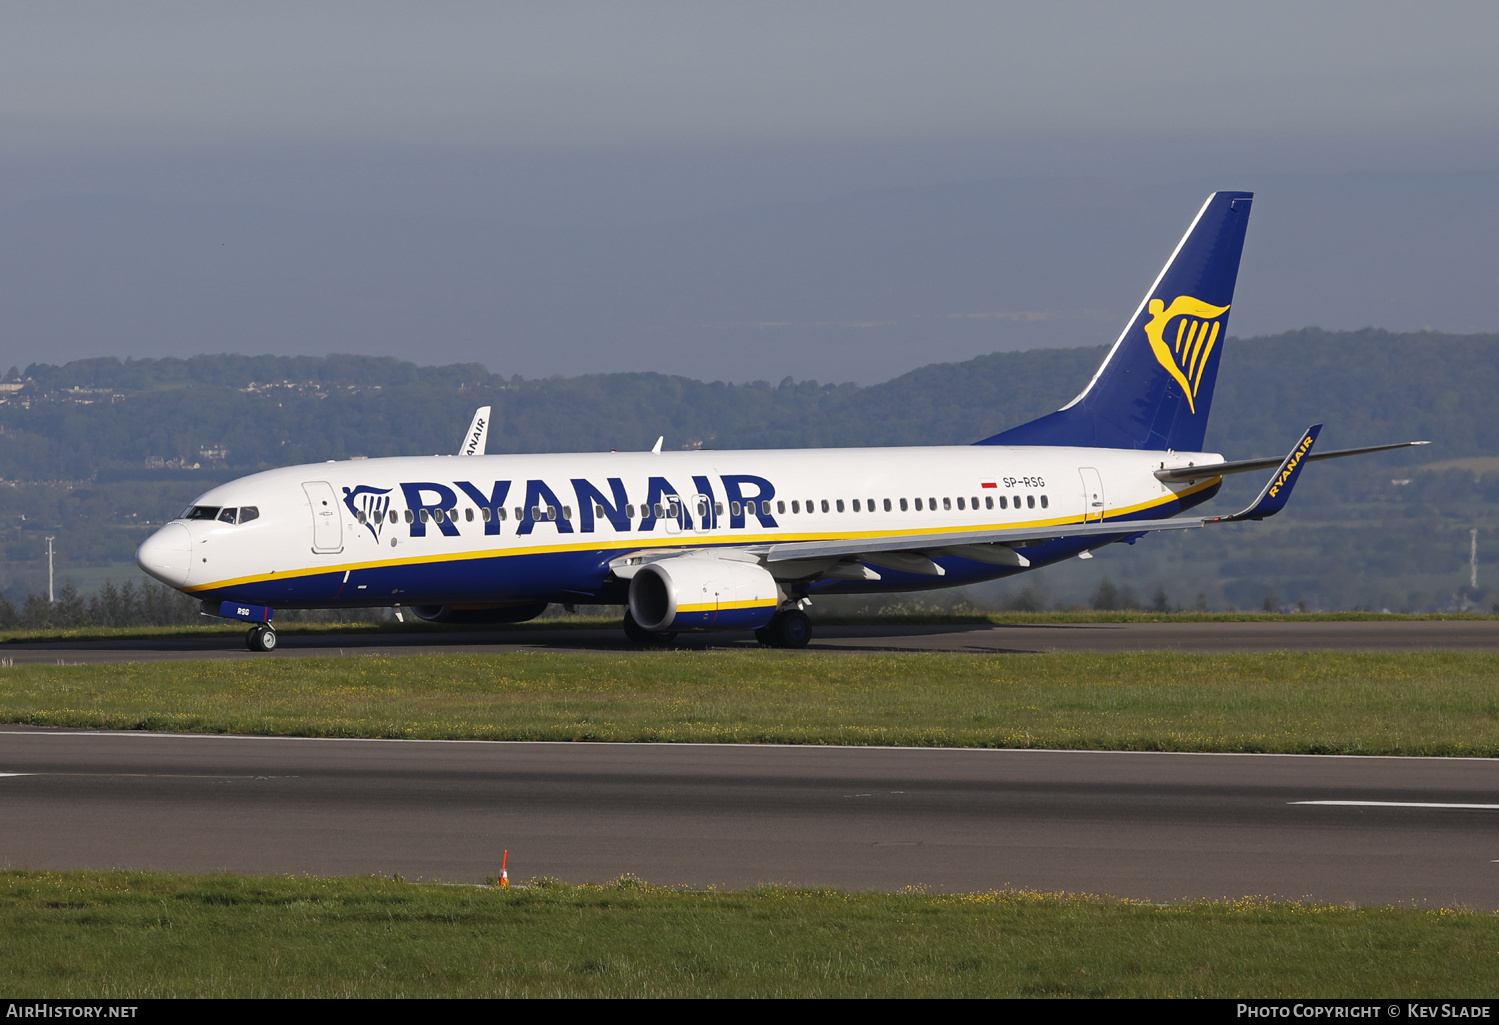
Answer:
1209, 424, 1321, 522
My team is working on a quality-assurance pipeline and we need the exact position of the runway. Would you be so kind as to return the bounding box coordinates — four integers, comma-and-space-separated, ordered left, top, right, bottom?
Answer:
3, 726, 1498, 907
3, 618, 1497, 663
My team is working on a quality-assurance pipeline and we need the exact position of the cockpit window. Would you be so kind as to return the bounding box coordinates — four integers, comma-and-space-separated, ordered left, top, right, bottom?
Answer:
238, 506, 259, 523
218, 508, 238, 523
183, 506, 221, 520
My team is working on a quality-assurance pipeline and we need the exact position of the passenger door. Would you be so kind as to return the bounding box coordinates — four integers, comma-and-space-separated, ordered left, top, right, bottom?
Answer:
303, 481, 343, 553
1078, 468, 1105, 523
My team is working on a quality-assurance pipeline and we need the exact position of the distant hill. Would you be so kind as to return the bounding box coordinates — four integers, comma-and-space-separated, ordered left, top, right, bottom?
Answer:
3, 327, 1495, 478
0, 328, 1493, 611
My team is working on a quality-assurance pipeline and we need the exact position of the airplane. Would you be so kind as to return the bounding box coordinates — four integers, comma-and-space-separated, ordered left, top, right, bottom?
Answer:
136, 191, 1425, 652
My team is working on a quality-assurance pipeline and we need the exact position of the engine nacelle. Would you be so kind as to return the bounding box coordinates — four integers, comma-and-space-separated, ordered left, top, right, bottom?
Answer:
628, 554, 780, 632
411, 601, 550, 625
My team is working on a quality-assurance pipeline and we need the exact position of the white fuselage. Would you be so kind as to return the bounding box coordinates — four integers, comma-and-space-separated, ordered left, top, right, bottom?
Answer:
136, 444, 1222, 610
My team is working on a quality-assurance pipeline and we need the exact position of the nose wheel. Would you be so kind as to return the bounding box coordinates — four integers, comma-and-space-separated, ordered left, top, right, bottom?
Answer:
246, 625, 278, 652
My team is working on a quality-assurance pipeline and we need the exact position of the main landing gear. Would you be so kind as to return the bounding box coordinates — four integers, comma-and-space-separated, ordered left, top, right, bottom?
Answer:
756, 609, 811, 649
246, 624, 278, 652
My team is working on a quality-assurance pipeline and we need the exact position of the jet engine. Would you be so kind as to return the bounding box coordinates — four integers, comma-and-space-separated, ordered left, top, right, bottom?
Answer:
628, 554, 780, 632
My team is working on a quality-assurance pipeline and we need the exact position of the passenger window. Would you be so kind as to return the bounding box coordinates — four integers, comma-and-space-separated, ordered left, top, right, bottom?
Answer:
653, 503, 664, 518
497, 508, 507, 521
562, 506, 572, 519
985, 496, 993, 510
914, 498, 923, 511
354, 510, 365, 524
419, 509, 430, 522
884, 498, 892, 512
1013, 494, 1021, 508
1026, 495, 1035, 509
744, 501, 754, 515
434, 508, 446, 523
792, 500, 800, 513
465, 508, 473, 522
943, 497, 951, 511
852, 499, 860, 512
1040, 495, 1049, 509
999, 497, 1007, 510
514, 507, 523, 521
956, 497, 964, 511
809, 499, 817, 513
547, 507, 558, 521
899, 498, 908, 511
730, 501, 741, 517
717, 502, 725, 515
834, 499, 843, 513
625, 504, 635, 518
929, 497, 937, 510
777, 501, 786, 514
483, 507, 492, 522
867, 498, 875, 511
971, 496, 979, 509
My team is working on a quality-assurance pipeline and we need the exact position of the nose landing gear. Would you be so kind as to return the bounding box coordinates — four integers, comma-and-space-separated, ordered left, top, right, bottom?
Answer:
246, 625, 278, 652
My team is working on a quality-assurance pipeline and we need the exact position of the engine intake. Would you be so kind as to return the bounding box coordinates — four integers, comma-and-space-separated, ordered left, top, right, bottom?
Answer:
628, 555, 779, 632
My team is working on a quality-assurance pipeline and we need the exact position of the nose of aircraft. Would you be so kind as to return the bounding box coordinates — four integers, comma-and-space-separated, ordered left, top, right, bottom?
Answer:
136, 523, 192, 588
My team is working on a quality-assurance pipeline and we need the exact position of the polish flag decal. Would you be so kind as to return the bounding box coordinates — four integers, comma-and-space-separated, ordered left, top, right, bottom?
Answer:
981, 482, 998, 489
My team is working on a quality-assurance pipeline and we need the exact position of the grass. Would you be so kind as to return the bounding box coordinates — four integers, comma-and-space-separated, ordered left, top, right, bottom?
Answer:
0, 871, 1494, 998
0, 609, 1491, 646
3, 650, 1499, 755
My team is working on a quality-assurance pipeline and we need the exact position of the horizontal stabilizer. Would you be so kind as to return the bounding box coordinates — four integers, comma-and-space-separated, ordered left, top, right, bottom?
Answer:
1155, 439, 1429, 482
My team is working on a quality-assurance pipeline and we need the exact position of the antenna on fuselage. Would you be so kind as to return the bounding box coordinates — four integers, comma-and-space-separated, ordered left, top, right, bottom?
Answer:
651, 435, 663, 454
459, 406, 490, 456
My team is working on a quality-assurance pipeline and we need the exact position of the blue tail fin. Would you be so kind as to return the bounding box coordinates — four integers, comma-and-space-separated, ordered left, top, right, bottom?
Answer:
978, 191, 1253, 451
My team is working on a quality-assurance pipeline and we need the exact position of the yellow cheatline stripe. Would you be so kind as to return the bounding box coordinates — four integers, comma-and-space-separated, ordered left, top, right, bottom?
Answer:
185, 477, 1221, 594
676, 598, 778, 614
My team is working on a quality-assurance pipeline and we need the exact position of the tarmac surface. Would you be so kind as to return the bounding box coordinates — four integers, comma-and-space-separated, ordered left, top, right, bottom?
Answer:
3, 727, 1498, 906
4, 619, 1496, 904
2, 617, 1497, 663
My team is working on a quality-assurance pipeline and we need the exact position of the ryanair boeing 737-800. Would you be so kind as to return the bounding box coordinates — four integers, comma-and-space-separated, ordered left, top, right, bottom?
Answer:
135, 192, 1423, 651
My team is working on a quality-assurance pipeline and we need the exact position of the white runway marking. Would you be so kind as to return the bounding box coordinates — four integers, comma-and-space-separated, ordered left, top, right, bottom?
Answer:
0, 772, 32, 777
1292, 800, 1499, 810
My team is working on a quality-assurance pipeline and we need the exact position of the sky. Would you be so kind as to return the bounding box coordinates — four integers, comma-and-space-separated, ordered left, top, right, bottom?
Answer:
1, 2, 1497, 383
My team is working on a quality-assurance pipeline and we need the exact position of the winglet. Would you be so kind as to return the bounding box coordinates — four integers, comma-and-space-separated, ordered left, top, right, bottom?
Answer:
1211, 424, 1321, 522
459, 406, 490, 456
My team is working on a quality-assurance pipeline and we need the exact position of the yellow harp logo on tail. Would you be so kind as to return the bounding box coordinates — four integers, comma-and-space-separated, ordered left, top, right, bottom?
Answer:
1142, 296, 1230, 414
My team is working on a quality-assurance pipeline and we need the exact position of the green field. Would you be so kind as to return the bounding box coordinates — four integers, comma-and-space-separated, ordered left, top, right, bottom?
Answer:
1, 609, 1493, 646
3, 650, 1498, 755
2, 871, 1495, 998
